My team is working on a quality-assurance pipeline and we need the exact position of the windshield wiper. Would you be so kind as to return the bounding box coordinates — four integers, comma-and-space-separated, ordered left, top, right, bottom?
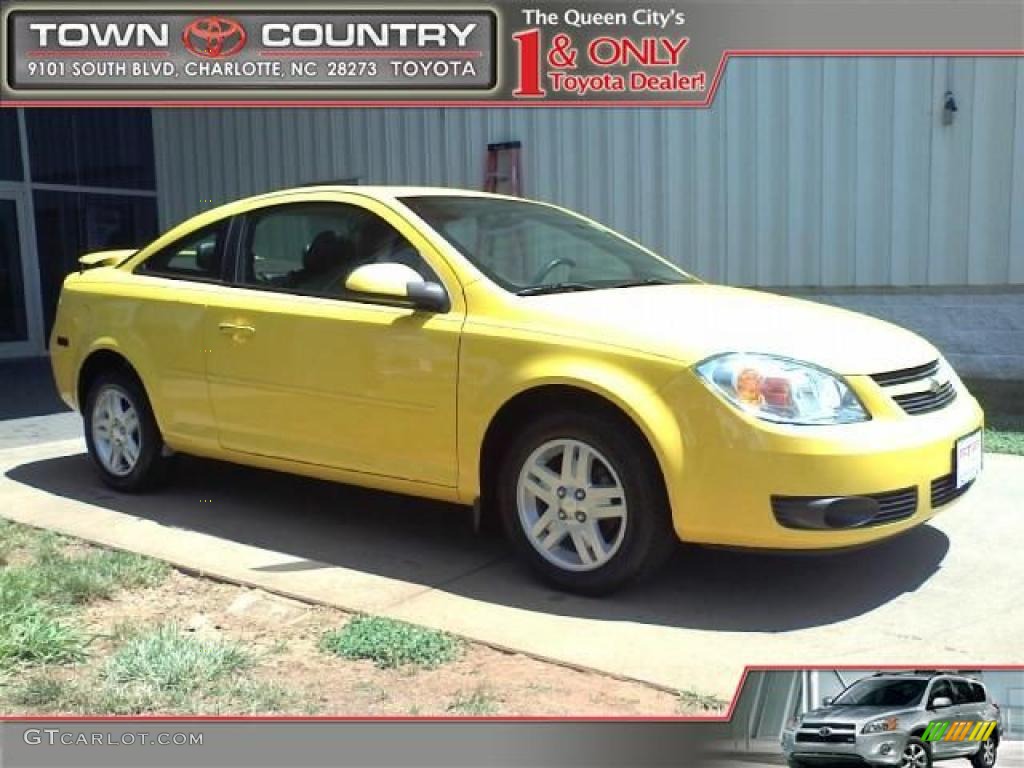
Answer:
605, 277, 680, 289
515, 282, 597, 296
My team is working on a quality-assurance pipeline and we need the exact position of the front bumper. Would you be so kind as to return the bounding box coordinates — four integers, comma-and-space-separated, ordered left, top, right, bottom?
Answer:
781, 728, 908, 766
660, 370, 985, 549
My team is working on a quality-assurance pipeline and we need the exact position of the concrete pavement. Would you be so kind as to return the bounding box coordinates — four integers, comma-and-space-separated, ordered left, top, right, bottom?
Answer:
1, 428, 1022, 699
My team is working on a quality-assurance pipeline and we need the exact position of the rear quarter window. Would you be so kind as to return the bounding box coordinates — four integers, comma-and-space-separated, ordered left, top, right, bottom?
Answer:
970, 682, 987, 703
138, 221, 227, 281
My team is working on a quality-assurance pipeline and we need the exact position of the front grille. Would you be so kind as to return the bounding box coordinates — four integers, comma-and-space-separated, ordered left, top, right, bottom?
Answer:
869, 487, 920, 524
871, 359, 957, 416
796, 731, 856, 744
802, 723, 855, 730
771, 487, 917, 529
892, 381, 957, 415
870, 360, 940, 386
932, 473, 973, 508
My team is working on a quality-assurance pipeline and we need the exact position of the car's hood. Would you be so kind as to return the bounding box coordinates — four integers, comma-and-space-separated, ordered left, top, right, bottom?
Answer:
515, 284, 938, 375
801, 705, 918, 724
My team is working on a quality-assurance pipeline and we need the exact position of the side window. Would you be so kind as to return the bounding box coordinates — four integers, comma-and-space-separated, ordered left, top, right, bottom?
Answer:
929, 679, 952, 706
139, 223, 225, 280
951, 680, 973, 705
970, 683, 987, 704
240, 202, 436, 298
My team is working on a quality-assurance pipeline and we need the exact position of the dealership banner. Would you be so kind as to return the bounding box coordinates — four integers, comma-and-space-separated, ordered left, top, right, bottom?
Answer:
1, 0, 1021, 105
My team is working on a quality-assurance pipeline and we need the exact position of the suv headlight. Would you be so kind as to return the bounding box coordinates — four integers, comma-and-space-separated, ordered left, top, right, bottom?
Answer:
862, 717, 899, 734
695, 353, 870, 425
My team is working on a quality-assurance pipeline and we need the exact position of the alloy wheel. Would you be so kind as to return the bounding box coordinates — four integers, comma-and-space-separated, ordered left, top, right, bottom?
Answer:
516, 438, 628, 572
91, 385, 142, 477
902, 743, 929, 768
981, 737, 996, 766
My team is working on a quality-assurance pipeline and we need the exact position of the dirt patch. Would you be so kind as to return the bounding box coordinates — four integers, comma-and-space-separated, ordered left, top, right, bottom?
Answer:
63, 570, 703, 716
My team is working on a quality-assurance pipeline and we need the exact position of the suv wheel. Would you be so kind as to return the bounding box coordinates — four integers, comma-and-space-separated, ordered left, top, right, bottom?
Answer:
497, 412, 675, 595
84, 370, 169, 492
971, 735, 997, 768
901, 738, 932, 768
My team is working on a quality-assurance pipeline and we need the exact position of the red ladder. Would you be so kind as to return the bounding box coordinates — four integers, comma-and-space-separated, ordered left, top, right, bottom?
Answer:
483, 141, 523, 196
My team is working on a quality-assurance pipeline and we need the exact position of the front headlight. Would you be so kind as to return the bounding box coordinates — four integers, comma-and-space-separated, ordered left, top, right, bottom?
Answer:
862, 716, 899, 734
695, 353, 870, 425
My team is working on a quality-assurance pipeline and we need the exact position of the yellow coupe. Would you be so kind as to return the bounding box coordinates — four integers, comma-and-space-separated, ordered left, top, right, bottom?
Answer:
50, 187, 984, 593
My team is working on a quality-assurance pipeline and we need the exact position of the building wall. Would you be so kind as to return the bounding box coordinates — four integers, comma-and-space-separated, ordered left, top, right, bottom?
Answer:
153, 57, 1024, 377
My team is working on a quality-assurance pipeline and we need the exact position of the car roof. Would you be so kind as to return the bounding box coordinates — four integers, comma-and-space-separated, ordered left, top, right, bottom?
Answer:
245, 185, 520, 205
182, 185, 529, 229
868, 672, 983, 684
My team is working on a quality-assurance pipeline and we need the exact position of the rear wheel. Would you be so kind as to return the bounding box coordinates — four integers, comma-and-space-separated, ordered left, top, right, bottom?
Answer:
83, 370, 169, 492
971, 735, 997, 768
497, 412, 675, 595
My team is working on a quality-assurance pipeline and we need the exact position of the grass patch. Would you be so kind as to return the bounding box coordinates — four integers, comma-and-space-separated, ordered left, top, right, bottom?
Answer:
0, 603, 86, 669
984, 413, 1024, 456
1, 547, 167, 610
676, 688, 727, 713
105, 624, 251, 693
447, 685, 501, 715
320, 616, 462, 669
6, 626, 296, 715
0, 521, 61, 566
0, 523, 169, 674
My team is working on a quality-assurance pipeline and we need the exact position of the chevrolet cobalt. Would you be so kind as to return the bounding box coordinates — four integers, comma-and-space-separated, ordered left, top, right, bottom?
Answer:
50, 187, 984, 593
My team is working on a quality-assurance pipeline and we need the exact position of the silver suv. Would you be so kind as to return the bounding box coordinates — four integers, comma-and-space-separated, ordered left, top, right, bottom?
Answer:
781, 673, 1001, 768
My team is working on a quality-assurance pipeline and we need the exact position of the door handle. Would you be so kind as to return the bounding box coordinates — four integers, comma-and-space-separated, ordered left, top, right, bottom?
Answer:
218, 322, 255, 335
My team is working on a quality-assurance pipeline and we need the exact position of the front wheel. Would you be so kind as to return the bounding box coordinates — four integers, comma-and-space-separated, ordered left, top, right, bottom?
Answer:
497, 412, 675, 595
901, 738, 932, 768
971, 735, 997, 768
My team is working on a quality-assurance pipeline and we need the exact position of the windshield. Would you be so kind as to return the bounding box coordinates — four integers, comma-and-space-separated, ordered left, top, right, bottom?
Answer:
401, 196, 694, 294
832, 679, 928, 707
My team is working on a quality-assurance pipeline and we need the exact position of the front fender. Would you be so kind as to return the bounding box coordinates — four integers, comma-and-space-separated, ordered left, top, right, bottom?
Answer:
456, 334, 686, 510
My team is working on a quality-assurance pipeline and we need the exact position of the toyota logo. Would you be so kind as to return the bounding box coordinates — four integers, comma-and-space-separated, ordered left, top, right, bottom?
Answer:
818, 726, 833, 737
182, 16, 247, 58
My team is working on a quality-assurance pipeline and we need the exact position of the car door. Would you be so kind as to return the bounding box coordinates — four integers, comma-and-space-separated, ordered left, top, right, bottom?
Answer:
926, 678, 956, 759
125, 219, 232, 447
203, 195, 463, 487
951, 680, 986, 754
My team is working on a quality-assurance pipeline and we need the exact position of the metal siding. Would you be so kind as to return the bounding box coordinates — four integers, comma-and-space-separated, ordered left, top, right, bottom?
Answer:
152, 57, 1023, 287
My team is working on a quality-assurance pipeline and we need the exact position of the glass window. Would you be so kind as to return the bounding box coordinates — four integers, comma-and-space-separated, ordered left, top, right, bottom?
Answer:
26, 109, 155, 190
140, 223, 226, 281
951, 680, 974, 706
240, 203, 434, 298
970, 683, 987, 704
0, 199, 27, 342
34, 191, 158, 335
0, 110, 23, 181
402, 195, 693, 294
832, 678, 928, 707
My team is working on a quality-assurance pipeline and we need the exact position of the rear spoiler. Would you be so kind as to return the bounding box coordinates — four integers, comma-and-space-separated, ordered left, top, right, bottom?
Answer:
78, 249, 136, 271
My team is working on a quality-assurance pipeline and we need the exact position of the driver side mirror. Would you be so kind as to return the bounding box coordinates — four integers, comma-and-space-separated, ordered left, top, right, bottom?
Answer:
822, 696, 834, 707
345, 263, 449, 313
931, 697, 953, 710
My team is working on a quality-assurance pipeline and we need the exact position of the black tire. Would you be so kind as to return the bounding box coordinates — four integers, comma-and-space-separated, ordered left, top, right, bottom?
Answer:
786, 760, 807, 768
496, 411, 675, 595
83, 369, 169, 492
971, 735, 998, 768
902, 737, 932, 768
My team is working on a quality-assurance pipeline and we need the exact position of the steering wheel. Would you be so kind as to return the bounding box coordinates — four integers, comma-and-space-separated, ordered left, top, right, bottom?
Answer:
530, 257, 577, 285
